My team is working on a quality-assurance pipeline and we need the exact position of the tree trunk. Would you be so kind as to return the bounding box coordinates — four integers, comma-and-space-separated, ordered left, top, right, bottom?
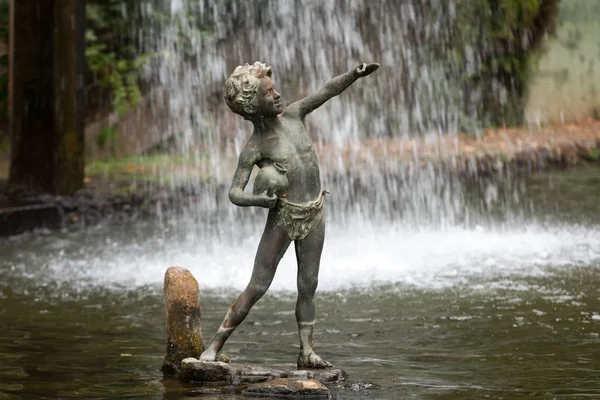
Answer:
8, 0, 85, 194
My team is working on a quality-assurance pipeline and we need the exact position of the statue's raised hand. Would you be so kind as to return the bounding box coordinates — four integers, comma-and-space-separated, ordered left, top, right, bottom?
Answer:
356, 62, 380, 77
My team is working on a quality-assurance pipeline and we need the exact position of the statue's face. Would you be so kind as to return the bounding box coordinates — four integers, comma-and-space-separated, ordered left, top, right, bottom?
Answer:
256, 77, 283, 117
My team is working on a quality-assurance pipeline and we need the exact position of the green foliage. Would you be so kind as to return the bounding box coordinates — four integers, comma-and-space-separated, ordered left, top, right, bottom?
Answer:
86, 153, 206, 183
85, 33, 148, 116
83, 0, 218, 118
0, 0, 560, 132
0, 1, 163, 121
454, 0, 560, 127
97, 125, 118, 151
85, 1, 155, 116
588, 149, 600, 161
172, 1, 217, 58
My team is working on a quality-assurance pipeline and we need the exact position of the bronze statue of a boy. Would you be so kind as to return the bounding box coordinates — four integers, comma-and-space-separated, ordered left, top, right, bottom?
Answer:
200, 61, 379, 368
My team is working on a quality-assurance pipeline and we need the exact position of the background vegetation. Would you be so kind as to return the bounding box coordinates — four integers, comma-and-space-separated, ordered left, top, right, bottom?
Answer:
84, 0, 166, 119
454, 0, 560, 127
0, 0, 561, 149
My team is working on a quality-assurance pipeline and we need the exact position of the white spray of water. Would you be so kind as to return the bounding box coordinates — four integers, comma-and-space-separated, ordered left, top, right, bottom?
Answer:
14, 221, 593, 292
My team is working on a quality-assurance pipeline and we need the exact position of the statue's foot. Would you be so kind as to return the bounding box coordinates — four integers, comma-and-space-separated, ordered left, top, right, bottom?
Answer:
198, 349, 216, 362
297, 351, 332, 369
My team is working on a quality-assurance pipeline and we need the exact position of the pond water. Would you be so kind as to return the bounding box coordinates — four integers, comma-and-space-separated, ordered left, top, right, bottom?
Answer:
1, 164, 599, 399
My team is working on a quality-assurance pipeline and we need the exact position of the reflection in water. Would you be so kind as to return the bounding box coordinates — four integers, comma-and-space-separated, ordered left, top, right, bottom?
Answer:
1, 271, 599, 399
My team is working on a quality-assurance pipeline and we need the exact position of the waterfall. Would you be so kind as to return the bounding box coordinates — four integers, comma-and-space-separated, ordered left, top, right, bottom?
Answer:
132, 0, 529, 233
12, 0, 591, 292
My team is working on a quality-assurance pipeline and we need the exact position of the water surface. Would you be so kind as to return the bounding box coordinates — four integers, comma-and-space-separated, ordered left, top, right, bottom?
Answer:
1, 165, 599, 399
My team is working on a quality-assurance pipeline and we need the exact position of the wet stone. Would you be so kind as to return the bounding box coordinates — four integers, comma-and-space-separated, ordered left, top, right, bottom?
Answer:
283, 370, 314, 379
180, 359, 235, 384
315, 369, 346, 383
238, 365, 283, 384
242, 378, 330, 398
162, 266, 204, 375
179, 360, 345, 397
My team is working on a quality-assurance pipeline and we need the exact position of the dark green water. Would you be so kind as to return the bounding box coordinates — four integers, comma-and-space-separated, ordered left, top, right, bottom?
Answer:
1, 277, 599, 399
1, 165, 599, 399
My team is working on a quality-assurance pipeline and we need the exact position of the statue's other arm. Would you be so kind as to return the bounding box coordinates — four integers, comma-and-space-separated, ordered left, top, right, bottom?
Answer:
229, 148, 277, 208
287, 62, 379, 119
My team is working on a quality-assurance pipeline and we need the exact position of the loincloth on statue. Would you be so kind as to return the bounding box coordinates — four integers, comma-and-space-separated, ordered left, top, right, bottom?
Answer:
274, 189, 328, 240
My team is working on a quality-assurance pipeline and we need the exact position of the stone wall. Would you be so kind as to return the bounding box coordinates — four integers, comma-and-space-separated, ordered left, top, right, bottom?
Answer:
526, 0, 600, 123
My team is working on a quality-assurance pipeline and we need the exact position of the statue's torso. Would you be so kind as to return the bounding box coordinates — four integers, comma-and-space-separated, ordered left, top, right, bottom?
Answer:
253, 115, 321, 203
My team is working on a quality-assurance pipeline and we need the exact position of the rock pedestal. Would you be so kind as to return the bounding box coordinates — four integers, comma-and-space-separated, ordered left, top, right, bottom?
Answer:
162, 266, 203, 374
162, 266, 346, 397
180, 359, 346, 398
242, 378, 330, 398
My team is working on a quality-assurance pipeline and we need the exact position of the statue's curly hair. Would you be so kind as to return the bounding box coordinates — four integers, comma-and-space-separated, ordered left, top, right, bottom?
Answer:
224, 61, 272, 118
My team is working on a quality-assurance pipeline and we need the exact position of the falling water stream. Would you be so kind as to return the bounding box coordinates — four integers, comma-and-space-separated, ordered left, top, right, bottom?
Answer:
1, 1, 600, 399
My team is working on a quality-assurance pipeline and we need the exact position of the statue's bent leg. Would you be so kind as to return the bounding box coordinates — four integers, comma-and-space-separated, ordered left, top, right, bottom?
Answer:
200, 212, 291, 361
294, 217, 332, 368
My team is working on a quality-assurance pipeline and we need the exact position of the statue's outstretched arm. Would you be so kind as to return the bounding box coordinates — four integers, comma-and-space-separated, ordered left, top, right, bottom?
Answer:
288, 63, 379, 119
229, 148, 277, 208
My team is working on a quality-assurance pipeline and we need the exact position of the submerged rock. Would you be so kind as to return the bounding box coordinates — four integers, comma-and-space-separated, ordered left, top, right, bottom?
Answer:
180, 365, 337, 398
313, 368, 346, 383
237, 364, 284, 384
284, 370, 313, 380
181, 359, 345, 383
162, 266, 204, 374
242, 378, 330, 398
180, 359, 235, 384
